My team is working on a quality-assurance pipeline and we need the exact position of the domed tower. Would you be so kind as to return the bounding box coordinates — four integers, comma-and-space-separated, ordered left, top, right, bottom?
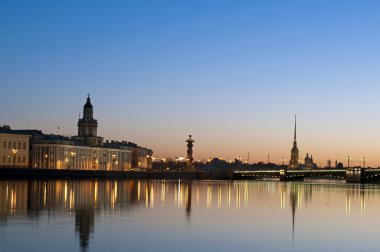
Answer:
78, 95, 97, 137
73, 95, 103, 147
288, 115, 299, 169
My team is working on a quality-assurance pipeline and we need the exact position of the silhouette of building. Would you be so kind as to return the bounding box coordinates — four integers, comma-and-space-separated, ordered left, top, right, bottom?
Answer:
288, 115, 299, 169
73, 95, 104, 147
303, 153, 317, 169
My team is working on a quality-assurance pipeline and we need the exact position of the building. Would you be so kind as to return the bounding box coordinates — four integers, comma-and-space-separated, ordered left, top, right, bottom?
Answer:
31, 96, 152, 170
0, 125, 30, 168
1, 96, 153, 171
31, 133, 133, 170
288, 115, 299, 169
303, 153, 317, 169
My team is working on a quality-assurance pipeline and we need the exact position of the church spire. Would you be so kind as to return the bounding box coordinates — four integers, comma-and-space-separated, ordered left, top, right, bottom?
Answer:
294, 115, 297, 141
289, 114, 300, 169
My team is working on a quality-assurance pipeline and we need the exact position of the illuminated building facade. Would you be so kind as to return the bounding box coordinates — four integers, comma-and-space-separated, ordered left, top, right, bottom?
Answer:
0, 126, 30, 168
32, 142, 132, 170
1, 96, 153, 170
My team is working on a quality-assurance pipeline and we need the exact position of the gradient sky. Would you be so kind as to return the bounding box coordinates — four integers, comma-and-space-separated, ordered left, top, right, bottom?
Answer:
1, 0, 380, 166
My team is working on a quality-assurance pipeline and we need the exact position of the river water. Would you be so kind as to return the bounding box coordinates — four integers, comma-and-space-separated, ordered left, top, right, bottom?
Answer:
0, 179, 380, 252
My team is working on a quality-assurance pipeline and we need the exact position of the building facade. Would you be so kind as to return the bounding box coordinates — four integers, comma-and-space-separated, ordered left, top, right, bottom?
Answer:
0, 127, 30, 168
32, 142, 132, 170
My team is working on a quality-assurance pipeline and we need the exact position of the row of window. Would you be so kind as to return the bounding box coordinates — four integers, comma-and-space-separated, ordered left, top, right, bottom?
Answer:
2, 141, 27, 150
2, 156, 26, 163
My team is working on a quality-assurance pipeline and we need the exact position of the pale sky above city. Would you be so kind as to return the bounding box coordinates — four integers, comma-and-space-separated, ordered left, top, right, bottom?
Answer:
1, 0, 380, 166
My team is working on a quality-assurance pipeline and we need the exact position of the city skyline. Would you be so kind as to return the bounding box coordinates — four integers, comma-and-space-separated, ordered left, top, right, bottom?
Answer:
2, 96, 379, 168
2, 1, 380, 166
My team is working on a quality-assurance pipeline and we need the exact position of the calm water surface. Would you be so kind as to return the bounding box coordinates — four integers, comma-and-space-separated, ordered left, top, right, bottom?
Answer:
1, 179, 380, 252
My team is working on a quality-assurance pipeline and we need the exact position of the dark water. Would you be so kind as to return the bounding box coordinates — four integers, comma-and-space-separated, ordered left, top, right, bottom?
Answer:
1, 179, 380, 252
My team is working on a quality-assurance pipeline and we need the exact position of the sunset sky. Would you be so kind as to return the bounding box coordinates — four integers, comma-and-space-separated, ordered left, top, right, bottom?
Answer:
1, 0, 380, 166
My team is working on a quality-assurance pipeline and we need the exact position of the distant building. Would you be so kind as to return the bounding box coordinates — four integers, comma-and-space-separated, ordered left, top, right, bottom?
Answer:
327, 159, 332, 168
0, 125, 30, 168
288, 115, 299, 169
303, 153, 317, 169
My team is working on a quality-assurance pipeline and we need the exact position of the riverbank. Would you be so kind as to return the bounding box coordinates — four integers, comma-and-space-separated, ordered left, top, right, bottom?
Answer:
0, 168, 235, 180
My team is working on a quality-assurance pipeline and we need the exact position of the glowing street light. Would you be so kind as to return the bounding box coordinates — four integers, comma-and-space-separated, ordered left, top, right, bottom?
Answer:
282, 157, 286, 166
44, 154, 48, 169
347, 155, 352, 168
361, 156, 367, 168
12, 149, 18, 168
112, 154, 117, 169
70, 151, 76, 170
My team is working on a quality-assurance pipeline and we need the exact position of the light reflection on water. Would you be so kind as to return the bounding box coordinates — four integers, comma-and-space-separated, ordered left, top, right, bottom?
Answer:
1, 179, 380, 252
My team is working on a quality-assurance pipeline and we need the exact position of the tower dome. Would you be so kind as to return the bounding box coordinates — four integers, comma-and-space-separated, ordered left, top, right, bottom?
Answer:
84, 95, 93, 109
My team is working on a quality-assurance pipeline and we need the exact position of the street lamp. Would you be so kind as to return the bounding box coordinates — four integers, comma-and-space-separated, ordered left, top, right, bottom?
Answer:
44, 154, 48, 168
112, 154, 116, 170
361, 156, 367, 168
347, 155, 352, 168
12, 149, 18, 168
70, 152, 76, 170
282, 157, 286, 166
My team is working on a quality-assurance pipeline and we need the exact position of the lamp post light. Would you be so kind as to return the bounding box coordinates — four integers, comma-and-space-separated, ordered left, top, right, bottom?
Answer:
347, 155, 352, 168
12, 149, 18, 168
282, 157, 286, 166
147, 155, 153, 169
112, 154, 116, 170
64, 158, 69, 169
70, 152, 76, 170
361, 156, 367, 168
44, 154, 48, 169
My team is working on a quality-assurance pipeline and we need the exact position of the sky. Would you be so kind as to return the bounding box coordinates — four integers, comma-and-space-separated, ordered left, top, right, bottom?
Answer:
1, 0, 380, 166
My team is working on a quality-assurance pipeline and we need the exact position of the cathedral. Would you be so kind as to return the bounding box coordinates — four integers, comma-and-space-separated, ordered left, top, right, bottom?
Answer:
288, 115, 299, 169
304, 153, 316, 169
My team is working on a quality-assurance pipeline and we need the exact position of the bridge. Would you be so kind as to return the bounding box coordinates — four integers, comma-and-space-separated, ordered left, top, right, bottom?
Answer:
234, 168, 380, 183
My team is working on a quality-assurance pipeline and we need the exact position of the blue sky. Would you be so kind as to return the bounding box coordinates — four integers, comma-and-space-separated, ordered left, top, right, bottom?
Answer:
1, 0, 380, 166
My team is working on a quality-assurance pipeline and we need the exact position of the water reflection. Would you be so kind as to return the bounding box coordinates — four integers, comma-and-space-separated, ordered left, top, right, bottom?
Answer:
1, 179, 380, 251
